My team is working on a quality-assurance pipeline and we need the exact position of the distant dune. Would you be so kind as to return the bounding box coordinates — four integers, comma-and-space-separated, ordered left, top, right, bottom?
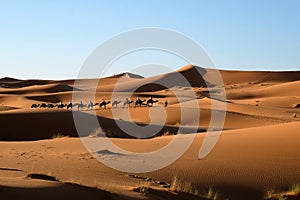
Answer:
220, 69, 300, 84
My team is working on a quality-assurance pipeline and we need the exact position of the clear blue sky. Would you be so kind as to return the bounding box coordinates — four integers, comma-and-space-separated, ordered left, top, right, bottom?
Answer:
1, 0, 299, 79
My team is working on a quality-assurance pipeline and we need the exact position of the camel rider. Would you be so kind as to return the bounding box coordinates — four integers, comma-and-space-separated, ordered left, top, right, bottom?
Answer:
165, 100, 168, 107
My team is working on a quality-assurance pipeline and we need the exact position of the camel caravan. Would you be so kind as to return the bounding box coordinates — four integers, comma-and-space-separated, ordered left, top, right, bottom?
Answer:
30, 97, 163, 110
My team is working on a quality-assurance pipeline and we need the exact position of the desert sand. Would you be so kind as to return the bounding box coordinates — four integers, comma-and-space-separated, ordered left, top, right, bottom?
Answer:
1, 65, 300, 200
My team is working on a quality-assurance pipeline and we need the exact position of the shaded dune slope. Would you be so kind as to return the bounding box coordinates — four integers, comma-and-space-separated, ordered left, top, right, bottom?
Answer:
0, 110, 205, 141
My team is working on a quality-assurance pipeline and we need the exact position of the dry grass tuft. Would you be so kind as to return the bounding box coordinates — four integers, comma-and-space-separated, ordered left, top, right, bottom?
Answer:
52, 133, 65, 139
89, 128, 104, 137
170, 176, 198, 196
289, 183, 300, 195
264, 184, 300, 200
206, 187, 219, 200
89, 128, 114, 137
161, 129, 176, 136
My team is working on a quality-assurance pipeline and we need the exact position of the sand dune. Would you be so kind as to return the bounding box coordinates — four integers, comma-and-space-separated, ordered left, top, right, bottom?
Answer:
0, 79, 53, 88
96, 65, 210, 93
0, 77, 22, 84
108, 72, 144, 79
220, 69, 300, 84
0, 83, 78, 95
1, 122, 299, 200
1, 65, 300, 199
0, 174, 116, 200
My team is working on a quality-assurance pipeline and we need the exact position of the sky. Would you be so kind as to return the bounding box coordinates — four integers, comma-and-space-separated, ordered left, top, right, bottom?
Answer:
0, 0, 299, 79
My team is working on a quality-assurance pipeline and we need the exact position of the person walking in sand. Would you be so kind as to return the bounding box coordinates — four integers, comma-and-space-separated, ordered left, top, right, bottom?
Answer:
165, 100, 168, 107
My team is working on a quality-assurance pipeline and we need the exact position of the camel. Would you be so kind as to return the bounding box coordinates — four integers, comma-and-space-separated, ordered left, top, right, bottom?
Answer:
57, 104, 67, 109
31, 104, 40, 108
87, 101, 99, 110
73, 101, 87, 111
147, 99, 158, 107
40, 103, 48, 108
135, 99, 146, 107
99, 101, 110, 109
67, 102, 73, 110
47, 103, 57, 108
112, 100, 122, 108
123, 99, 134, 108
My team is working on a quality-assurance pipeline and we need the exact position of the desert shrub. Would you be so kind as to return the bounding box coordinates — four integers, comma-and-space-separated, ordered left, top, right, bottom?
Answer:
52, 133, 65, 139
289, 183, 300, 195
170, 176, 198, 196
